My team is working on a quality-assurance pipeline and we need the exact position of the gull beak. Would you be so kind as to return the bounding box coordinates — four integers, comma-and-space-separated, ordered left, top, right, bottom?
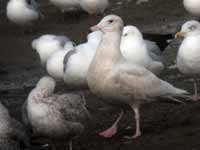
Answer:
90, 25, 101, 31
175, 32, 185, 38
90, 25, 105, 33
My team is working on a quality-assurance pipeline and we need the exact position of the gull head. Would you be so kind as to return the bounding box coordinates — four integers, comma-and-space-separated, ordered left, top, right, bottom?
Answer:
175, 20, 200, 38
122, 25, 143, 40
36, 76, 56, 94
90, 14, 124, 33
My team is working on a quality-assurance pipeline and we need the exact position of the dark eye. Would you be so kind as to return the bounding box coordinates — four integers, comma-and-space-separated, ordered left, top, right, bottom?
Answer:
26, 0, 31, 5
124, 33, 128, 36
189, 25, 196, 30
109, 20, 113, 23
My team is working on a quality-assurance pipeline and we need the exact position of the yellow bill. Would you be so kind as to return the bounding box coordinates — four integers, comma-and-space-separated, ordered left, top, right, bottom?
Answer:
175, 32, 185, 38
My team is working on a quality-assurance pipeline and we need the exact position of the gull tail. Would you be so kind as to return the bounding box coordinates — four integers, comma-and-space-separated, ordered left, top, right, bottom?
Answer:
158, 80, 190, 104
160, 80, 189, 96
173, 87, 189, 95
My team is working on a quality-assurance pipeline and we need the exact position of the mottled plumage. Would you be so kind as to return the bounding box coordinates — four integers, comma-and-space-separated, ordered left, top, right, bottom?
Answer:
23, 76, 90, 149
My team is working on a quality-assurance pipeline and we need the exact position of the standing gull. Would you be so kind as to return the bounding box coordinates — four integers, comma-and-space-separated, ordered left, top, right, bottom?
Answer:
87, 14, 188, 139
176, 20, 200, 101
121, 25, 164, 75
24, 76, 90, 150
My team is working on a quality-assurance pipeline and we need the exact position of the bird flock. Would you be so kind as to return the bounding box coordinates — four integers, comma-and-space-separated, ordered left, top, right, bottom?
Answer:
2, 0, 200, 149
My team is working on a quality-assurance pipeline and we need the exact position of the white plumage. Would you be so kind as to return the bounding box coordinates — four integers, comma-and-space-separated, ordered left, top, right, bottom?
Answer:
79, 0, 109, 14
46, 41, 75, 80
183, 0, 200, 16
176, 20, 200, 76
6, 0, 40, 25
63, 31, 102, 87
121, 25, 164, 75
32, 34, 70, 66
176, 20, 200, 100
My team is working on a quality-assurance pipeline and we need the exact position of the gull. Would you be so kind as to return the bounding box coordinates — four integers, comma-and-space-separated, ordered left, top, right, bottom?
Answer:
87, 14, 189, 139
79, 0, 109, 15
23, 76, 90, 150
175, 20, 200, 101
46, 41, 75, 80
6, 0, 42, 25
63, 31, 102, 87
183, 0, 200, 17
32, 34, 70, 66
121, 25, 164, 75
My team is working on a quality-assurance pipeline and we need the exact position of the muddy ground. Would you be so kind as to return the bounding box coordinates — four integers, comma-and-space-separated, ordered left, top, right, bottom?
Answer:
1, 0, 200, 149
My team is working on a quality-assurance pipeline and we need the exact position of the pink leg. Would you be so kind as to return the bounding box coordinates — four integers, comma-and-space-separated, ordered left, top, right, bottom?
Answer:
191, 79, 200, 101
124, 107, 141, 139
99, 110, 124, 138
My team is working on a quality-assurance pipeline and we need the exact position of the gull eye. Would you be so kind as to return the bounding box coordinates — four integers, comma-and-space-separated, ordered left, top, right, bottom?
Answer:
189, 25, 196, 31
108, 20, 113, 23
26, 0, 31, 5
124, 33, 128, 36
